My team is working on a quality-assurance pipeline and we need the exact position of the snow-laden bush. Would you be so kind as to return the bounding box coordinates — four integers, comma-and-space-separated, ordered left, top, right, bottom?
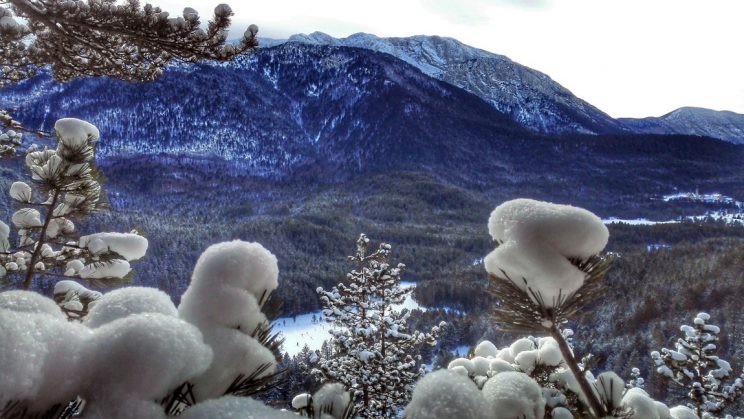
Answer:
411, 199, 700, 419
409, 336, 701, 419
0, 240, 289, 418
482, 199, 617, 417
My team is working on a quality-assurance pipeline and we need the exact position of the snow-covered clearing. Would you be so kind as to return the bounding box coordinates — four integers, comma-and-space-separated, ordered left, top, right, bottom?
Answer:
274, 281, 424, 355
604, 191, 744, 226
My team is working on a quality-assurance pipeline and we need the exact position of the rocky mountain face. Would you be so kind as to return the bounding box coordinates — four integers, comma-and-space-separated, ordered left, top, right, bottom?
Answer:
0, 42, 524, 178
620, 107, 744, 145
287, 32, 627, 136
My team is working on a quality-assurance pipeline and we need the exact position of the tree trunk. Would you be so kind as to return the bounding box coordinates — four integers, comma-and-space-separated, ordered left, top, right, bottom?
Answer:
549, 325, 605, 418
23, 189, 60, 289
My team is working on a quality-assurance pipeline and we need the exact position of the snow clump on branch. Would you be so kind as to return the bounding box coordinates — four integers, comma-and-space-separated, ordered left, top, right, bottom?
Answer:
178, 240, 280, 401
485, 199, 608, 306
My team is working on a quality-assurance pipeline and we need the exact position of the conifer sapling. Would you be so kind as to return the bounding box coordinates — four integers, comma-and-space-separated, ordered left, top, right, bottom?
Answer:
315, 234, 444, 418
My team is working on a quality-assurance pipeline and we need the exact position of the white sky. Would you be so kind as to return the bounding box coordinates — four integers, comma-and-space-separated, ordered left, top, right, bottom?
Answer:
157, 0, 744, 118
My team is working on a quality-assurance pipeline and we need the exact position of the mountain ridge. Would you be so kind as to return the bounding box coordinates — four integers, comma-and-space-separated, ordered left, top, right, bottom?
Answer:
620, 107, 744, 145
274, 32, 744, 144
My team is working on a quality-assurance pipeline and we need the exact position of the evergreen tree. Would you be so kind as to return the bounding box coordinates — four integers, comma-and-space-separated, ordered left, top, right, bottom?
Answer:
315, 234, 443, 418
0, 118, 147, 302
652, 312, 744, 417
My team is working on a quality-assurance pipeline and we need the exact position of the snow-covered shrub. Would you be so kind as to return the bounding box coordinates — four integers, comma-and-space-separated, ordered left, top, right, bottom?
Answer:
315, 234, 444, 418
1, 118, 148, 295
652, 312, 744, 418
0, 240, 289, 418
416, 335, 688, 419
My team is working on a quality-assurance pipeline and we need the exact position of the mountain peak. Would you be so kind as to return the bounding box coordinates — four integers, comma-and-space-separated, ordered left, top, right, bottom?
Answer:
663, 106, 744, 119
283, 32, 623, 135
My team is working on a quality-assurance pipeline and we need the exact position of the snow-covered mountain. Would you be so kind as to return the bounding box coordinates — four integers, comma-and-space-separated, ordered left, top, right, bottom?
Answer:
285, 32, 627, 135
620, 107, 744, 145
0, 42, 523, 178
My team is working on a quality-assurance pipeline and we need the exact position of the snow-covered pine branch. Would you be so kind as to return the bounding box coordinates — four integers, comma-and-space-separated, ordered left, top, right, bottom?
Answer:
0, 113, 23, 157
0, 1, 258, 89
178, 240, 282, 402
652, 312, 744, 418
315, 234, 444, 418
0, 1, 258, 138
483, 198, 613, 417
0, 118, 147, 293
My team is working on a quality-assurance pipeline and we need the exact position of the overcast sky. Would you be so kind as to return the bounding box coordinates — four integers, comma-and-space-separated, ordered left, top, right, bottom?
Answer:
158, 0, 744, 118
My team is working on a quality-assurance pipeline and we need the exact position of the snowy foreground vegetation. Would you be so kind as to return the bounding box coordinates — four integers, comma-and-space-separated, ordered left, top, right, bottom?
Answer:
1, 119, 743, 418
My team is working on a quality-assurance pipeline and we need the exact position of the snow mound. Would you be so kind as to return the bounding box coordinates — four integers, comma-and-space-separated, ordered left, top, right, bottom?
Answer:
485, 199, 608, 306
669, 405, 699, 419
181, 286, 266, 333
482, 371, 545, 419
622, 387, 663, 419
12, 208, 42, 228
79, 259, 131, 279
312, 383, 352, 418
187, 327, 276, 400
10, 181, 32, 202
474, 340, 498, 358
0, 309, 91, 410
84, 287, 177, 328
82, 313, 212, 402
0, 290, 65, 318
551, 407, 573, 419
537, 337, 562, 367
405, 370, 489, 419
53, 280, 102, 303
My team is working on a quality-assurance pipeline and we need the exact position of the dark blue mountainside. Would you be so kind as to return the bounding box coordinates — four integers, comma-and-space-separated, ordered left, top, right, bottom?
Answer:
1, 42, 524, 178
